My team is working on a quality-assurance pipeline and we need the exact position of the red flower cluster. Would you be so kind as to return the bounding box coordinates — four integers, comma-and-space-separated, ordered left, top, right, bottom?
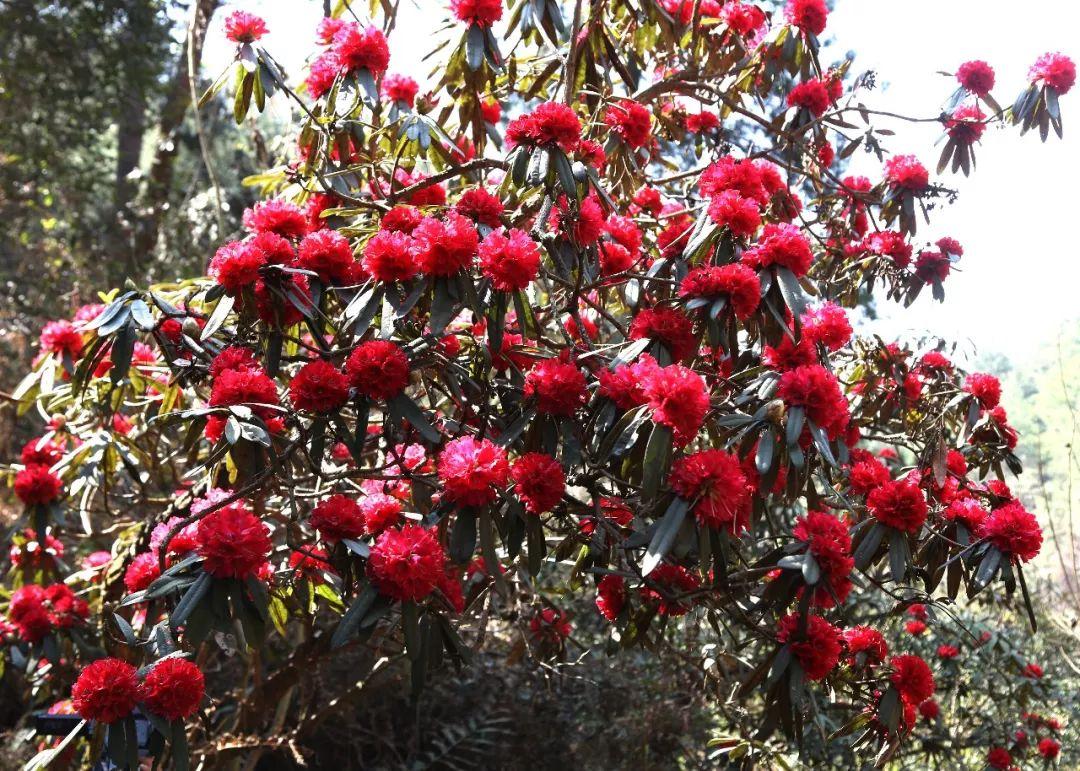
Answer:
345, 340, 410, 401
438, 436, 510, 507
784, 0, 827, 36
628, 307, 697, 362
196, 501, 272, 579
363, 230, 418, 282
641, 564, 701, 616
843, 625, 887, 666
71, 658, 140, 723
889, 654, 935, 705
776, 612, 842, 680
742, 223, 814, 276
777, 364, 849, 439
523, 357, 587, 416
685, 111, 720, 133
331, 23, 390, 77
867, 478, 928, 533
884, 154, 929, 193
382, 73, 419, 107
641, 361, 710, 445
243, 199, 309, 240
511, 453, 565, 514
1029, 52, 1076, 94
596, 574, 626, 621
40, 320, 83, 358
451, 0, 503, 26
801, 302, 852, 351
669, 450, 750, 531
310, 494, 366, 542
412, 212, 479, 276
506, 102, 582, 153
290, 359, 350, 413
788, 78, 832, 117
455, 187, 504, 228
604, 100, 652, 149
957, 60, 995, 96
946, 104, 987, 144
141, 658, 205, 721
124, 552, 161, 593
964, 371, 1001, 408
528, 607, 572, 645
478, 228, 541, 291
979, 501, 1042, 562
680, 264, 761, 319
14, 464, 63, 505
707, 190, 761, 238
296, 230, 357, 285
793, 511, 854, 607
367, 524, 446, 601
8, 584, 88, 643
848, 455, 891, 496
224, 10, 268, 44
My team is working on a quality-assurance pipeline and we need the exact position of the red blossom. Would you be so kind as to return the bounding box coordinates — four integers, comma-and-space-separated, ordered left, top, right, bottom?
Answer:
363, 230, 418, 282
141, 658, 205, 721
884, 154, 929, 193
596, 574, 626, 621
382, 73, 419, 106
628, 307, 697, 363
437, 436, 510, 507
523, 357, 587, 416
71, 658, 139, 724
451, 0, 503, 26
670, 450, 750, 531
345, 340, 410, 401
604, 100, 652, 149
641, 363, 710, 446
196, 501, 272, 579
367, 525, 446, 602
742, 222, 814, 276
679, 264, 761, 319
224, 10, 268, 44
14, 464, 63, 506
776, 612, 842, 680
801, 302, 852, 351
455, 187, 505, 228
412, 213, 479, 276
243, 199, 309, 240
511, 453, 565, 514
964, 372, 1001, 408
707, 190, 761, 238
123, 552, 161, 593
777, 364, 849, 439
784, 0, 827, 36
956, 60, 995, 96
641, 564, 701, 616
40, 320, 83, 358
296, 230, 357, 285
1030, 52, 1076, 94
843, 625, 888, 666
478, 228, 541, 291
310, 494, 365, 543
788, 78, 832, 117
505, 102, 582, 153
867, 478, 928, 533
290, 359, 350, 413
979, 501, 1042, 562
331, 23, 390, 77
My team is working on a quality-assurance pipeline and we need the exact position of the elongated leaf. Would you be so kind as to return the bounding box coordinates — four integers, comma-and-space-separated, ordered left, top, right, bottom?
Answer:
643, 497, 689, 576
330, 585, 378, 648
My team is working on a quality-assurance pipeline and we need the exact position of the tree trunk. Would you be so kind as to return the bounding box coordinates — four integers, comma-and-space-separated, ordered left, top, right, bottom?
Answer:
131, 0, 220, 276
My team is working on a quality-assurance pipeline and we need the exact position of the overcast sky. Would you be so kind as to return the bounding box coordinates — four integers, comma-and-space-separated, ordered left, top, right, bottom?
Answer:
204, 0, 1080, 364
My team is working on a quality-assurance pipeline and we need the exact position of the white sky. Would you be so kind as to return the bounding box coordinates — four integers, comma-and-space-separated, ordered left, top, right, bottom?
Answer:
204, 0, 1080, 363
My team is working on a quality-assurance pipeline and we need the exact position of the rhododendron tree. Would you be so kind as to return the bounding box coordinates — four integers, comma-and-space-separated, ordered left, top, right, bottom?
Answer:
2, 1, 1074, 768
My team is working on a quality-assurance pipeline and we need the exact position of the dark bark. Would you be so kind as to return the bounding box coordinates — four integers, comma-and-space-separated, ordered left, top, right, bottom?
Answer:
131, 0, 220, 275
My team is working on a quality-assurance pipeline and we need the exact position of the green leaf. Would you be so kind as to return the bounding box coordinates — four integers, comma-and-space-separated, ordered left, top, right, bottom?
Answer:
465, 24, 485, 71
641, 424, 673, 500
643, 497, 689, 576
330, 585, 378, 648
389, 394, 441, 444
